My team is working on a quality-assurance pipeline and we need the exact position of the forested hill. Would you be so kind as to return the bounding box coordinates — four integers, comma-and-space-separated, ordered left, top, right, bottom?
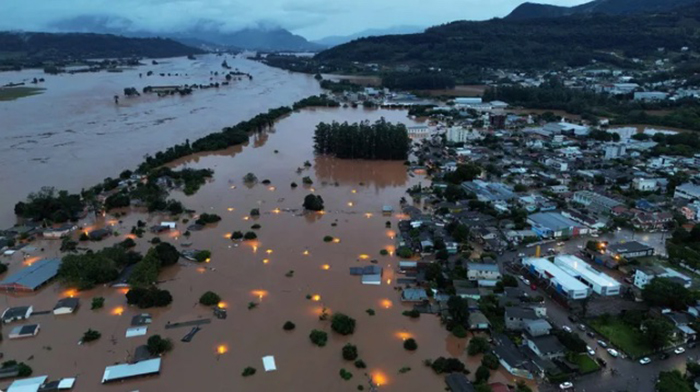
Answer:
0, 32, 203, 62
315, 4, 700, 70
506, 0, 699, 20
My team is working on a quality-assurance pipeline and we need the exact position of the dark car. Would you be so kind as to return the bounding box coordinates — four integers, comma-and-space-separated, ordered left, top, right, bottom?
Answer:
596, 357, 607, 367
659, 353, 670, 360
568, 315, 578, 323
586, 331, 595, 338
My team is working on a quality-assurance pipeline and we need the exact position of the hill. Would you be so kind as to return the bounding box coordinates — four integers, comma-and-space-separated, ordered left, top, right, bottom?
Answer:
506, 0, 699, 20
313, 26, 425, 47
224, 28, 322, 52
315, 5, 700, 70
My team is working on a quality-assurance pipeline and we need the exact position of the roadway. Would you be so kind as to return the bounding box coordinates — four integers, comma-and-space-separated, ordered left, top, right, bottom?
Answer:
496, 230, 689, 392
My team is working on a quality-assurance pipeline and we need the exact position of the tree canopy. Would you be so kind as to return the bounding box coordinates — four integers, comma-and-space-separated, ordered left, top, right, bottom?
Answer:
313, 119, 410, 160
642, 277, 692, 310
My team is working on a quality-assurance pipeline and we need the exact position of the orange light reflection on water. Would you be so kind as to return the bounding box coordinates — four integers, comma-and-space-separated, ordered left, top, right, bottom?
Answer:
371, 370, 389, 387
112, 306, 124, 316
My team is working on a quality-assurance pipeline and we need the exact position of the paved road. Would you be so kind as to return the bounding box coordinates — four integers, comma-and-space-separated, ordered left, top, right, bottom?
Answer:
496, 230, 688, 392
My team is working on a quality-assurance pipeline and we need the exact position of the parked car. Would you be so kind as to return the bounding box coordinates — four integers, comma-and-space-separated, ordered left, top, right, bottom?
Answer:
559, 382, 573, 390
562, 326, 573, 333
530, 283, 537, 291
596, 357, 607, 367
578, 324, 586, 331
607, 348, 619, 357
587, 346, 595, 356
639, 357, 651, 365
518, 253, 525, 257
586, 331, 595, 338
597, 340, 608, 348
519, 276, 530, 285
675, 347, 686, 355
659, 353, 670, 360
557, 242, 565, 246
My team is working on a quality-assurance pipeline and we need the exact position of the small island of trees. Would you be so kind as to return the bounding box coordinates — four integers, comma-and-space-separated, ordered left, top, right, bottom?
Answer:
313, 118, 410, 160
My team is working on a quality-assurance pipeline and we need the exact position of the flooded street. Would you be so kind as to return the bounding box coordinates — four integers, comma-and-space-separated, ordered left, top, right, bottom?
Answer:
0, 54, 322, 227
0, 104, 524, 391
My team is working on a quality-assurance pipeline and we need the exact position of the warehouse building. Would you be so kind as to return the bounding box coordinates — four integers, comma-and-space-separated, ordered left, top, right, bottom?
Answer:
553, 255, 621, 296
527, 212, 586, 239
523, 257, 590, 299
0, 258, 61, 292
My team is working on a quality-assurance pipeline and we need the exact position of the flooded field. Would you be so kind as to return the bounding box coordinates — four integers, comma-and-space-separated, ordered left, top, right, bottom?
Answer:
0, 105, 526, 391
0, 54, 322, 227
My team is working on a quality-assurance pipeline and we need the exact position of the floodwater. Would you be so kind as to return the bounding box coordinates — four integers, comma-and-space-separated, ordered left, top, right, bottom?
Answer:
0, 105, 532, 391
0, 54, 322, 228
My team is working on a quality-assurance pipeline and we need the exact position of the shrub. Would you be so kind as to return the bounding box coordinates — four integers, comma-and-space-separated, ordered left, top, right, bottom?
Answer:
475, 365, 491, 383
379, 249, 389, 256
291, 182, 298, 188
250, 208, 260, 216
120, 238, 136, 248
231, 231, 243, 240
194, 250, 211, 263
468, 337, 490, 356
247, 302, 257, 310
195, 213, 221, 225
339, 368, 353, 380
342, 344, 359, 360
283, 321, 296, 331
150, 237, 161, 244
452, 325, 467, 338
402, 310, 420, 318
242, 367, 257, 377
430, 357, 467, 374
154, 242, 179, 266
482, 353, 499, 370
199, 291, 221, 306
243, 173, 258, 183
331, 313, 356, 335
125, 287, 173, 308
82, 329, 101, 342
399, 366, 411, 374
243, 231, 257, 240
147, 335, 173, 355
251, 224, 261, 229
403, 338, 418, 351
303, 194, 324, 211
91, 297, 105, 310
302, 176, 313, 185
396, 247, 413, 258
310, 330, 328, 347
323, 236, 334, 242
354, 359, 366, 369
366, 309, 375, 316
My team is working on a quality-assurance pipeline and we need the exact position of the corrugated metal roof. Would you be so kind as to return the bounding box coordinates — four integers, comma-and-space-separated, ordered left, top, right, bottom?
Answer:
528, 212, 579, 231
0, 258, 61, 291
7, 375, 47, 392
102, 358, 161, 383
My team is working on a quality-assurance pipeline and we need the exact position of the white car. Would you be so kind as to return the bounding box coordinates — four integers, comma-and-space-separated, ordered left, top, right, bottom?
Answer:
639, 357, 651, 365
587, 346, 595, 356
557, 242, 565, 246
607, 348, 619, 357
559, 382, 573, 390
597, 340, 607, 348
518, 253, 525, 257
519, 276, 530, 285
562, 326, 573, 333
577, 245, 584, 249
675, 347, 686, 355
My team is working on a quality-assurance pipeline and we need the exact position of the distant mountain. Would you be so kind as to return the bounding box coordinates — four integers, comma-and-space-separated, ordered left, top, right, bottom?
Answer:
316, 3, 700, 70
0, 31, 203, 61
506, 0, 699, 20
313, 26, 425, 47
48, 15, 322, 52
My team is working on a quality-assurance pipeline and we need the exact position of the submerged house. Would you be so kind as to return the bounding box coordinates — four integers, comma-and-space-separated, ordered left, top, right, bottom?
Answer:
0, 258, 61, 292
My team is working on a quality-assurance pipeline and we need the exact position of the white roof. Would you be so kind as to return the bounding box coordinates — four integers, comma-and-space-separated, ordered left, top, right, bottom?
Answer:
361, 274, 381, 285
523, 257, 589, 292
58, 378, 76, 389
8, 376, 48, 392
262, 356, 277, 372
102, 358, 161, 383
554, 255, 620, 289
125, 326, 148, 338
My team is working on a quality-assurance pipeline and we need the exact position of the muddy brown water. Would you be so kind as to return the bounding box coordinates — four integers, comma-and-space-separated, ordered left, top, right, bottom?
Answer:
0, 64, 535, 391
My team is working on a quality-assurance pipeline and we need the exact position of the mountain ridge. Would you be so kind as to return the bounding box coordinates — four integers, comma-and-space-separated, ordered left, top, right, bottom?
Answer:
313, 26, 425, 47
506, 0, 700, 19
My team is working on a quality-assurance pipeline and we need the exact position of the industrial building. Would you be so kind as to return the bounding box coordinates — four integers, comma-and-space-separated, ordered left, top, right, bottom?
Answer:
527, 212, 586, 239
553, 255, 621, 296
102, 358, 162, 383
0, 258, 61, 292
523, 257, 591, 299
573, 191, 623, 214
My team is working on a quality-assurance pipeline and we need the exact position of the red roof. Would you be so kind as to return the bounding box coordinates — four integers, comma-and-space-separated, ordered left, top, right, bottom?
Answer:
489, 383, 510, 392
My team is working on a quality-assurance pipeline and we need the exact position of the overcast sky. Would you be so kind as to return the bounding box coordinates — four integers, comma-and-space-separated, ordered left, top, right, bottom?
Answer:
1, 0, 591, 39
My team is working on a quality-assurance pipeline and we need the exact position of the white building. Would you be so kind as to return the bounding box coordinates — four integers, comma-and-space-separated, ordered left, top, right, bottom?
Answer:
407, 125, 431, 139
675, 183, 700, 201
454, 97, 483, 106
523, 257, 591, 299
633, 178, 659, 192
446, 126, 482, 143
634, 265, 692, 289
553, 255, 621, 296
604, 144, 627, 160
608, 127, 636, 143
466, 263, 502, 281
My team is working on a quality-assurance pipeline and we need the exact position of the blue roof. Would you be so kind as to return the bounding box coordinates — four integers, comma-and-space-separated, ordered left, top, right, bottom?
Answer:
0, 258, 61, 290
528, 212, 579, 231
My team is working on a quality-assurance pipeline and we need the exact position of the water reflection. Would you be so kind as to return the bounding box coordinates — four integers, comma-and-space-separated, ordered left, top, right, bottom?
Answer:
313, 156, 408, 190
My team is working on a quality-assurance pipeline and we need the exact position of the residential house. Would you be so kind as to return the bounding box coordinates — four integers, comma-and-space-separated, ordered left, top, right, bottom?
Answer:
53, 297, 79, 315
675, 183, 700, 202
632, 211, 673, 231
468, 311, 491, 331
528, 212, 585, 239
524, 319, 552, 337
493, 335, 534, 379
526, 335, 566, 360
1, 306, 32, 323
505, 307, 539, 331
573, 191, 623, 215
466, 263, 502, 282
634, 266, 692, 289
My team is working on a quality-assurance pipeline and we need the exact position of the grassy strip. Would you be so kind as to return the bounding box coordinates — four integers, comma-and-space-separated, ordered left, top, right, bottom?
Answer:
0, 87, 44, 101
589, 316, 652, 359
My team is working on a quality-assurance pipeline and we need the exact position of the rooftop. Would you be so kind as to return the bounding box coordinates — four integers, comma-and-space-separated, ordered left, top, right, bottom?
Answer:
529, 335, 565, 354
102, 358, 161, 383
554, 255, 621, 289
0, 258, 61, 291
466, 263, 500, 272
608, 241, 654, 255
528, 212, 579, 231
523, 257, 590, 292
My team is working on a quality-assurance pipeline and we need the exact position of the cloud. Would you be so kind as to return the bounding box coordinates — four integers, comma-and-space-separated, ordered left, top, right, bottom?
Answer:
0, 0, 591, 39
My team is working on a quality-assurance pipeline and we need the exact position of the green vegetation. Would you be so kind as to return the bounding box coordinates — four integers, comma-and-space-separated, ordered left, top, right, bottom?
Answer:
452, 325, 468, 338
247, 302, 258, 310
570, 354, 600, 374
59, 247, 141, 289
199, 291, 221, 306
293, 95, 339, 110
14, 186, 84, 223
331, 313, 356, 335
323, 235, 334, 242
481, 353, 499, 370
642, 277, 692, 311
82, 329, 101, 343
195, 213, 221, 225
309, 329, 328, 347
403, 338, 418, 351
467, 337, 490, 356
147, 335, 173, 355
657, 370, 693, 392
354, 359, 366, 369
320, 79, 362, 93
193, 250, 211, 263
149, 167, 214, 195
91, 297, 105, 310
313, 119, 410, 160
379, 249, 389, 256
1, 361, 32, 377
553, 329, 587, 353
342, 344, 359, 360
430, 357, 467, 374
475, 365, 491, 383
303, 194, 325, 211
242, 367, 257, 377
396, 247, 413, 258
126, 287, 173, 308
104, 192, 131, 210
366, 308, 375, 316
402, 309, 420, 319
128, 245, 177, 287
243, 231, 257, 240
339, 368, 353, 381
383, 72, 455, 90
589, 315, 652, 358
231, 231, 243, 240
0, 87, 44, 101
283, 321, 296, 331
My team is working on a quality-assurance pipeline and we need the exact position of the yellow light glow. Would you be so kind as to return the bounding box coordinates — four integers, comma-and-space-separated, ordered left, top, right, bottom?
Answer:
23, 257, 40, 266
310, 187, 316, 192
303, 250, 310, 256
365, 213, 373, 218
371, 371, 389, 387
312, 294, 321, 302
351, 189, 357, 194
272, 208, 281, 214
205, 258, 211, 263
227, 207, 235, 212
243, 216, 250, 221
321, 264, 331, 270
268, 186, 276, 191
395, 332, 413, 341
347, 202, 354, 207
197, 267, 206, 273
263, 258, 270, 264
223, 233, 232, 239
251, 290, 268, 298
359, 254, 370, 260
332, 238, 341, 243
64, 289, 78, 298
380, 299, 393, 309
386, 230, 396, 239
387, 279, 392, 285
217, 345, 228, 354
217, 301, 227, 309
118, 287, 130, 294
266, 249, 273, 254
112, 306, 124, 316
230, 185, 236, 189
318, 210, 326, 215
